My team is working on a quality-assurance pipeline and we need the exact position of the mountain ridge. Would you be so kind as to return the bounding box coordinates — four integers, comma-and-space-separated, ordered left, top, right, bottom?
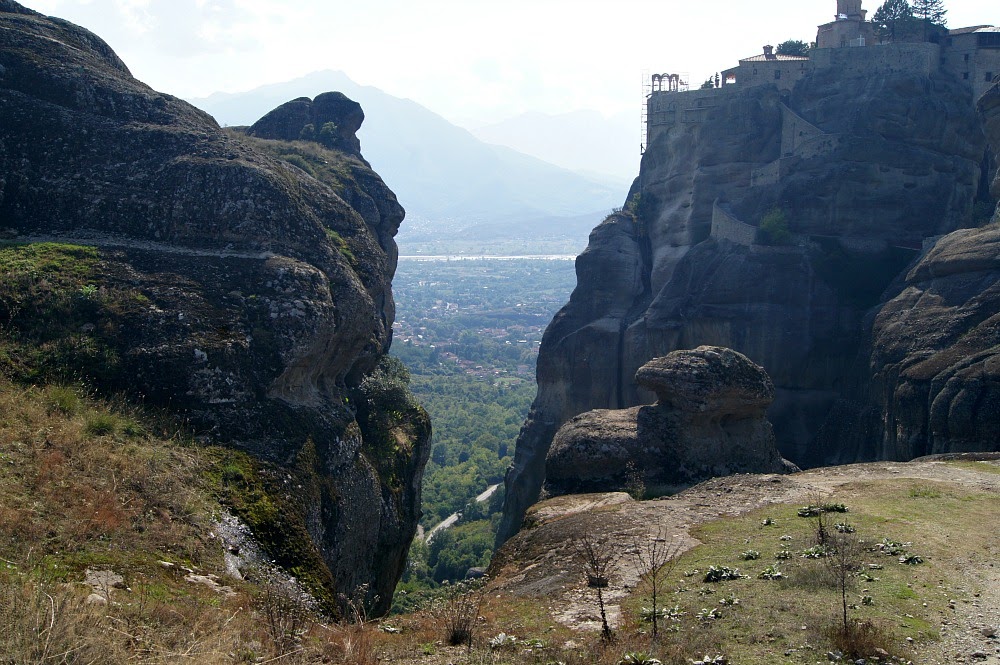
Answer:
189, 70, 624, 228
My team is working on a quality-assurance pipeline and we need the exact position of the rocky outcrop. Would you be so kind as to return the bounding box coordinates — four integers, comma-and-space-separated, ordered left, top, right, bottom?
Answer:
869, 227, 1000, 459
0, 2, 429, 615
498, 56, 991, 547
247, 92, 365, 156
545, 347, 788, 496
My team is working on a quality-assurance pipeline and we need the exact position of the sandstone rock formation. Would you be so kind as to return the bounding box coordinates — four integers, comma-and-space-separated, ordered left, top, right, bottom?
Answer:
545, 347, 789, 496
0, 1, 429, 615
498, 54, 993, 547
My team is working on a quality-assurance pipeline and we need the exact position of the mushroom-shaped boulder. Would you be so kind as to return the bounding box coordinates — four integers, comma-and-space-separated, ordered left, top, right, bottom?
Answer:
545, 346, 791, 497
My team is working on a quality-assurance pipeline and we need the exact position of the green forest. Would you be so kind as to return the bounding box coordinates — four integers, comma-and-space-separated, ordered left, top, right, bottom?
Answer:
389, 258, 576, 596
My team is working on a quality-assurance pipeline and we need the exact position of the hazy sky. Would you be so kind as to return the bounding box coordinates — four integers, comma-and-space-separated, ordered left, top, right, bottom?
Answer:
17, 0, 998, 127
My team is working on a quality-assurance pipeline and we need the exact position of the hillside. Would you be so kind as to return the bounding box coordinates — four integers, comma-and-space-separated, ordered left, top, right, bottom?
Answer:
0, 381, 376, 662
3, 380, 996, 664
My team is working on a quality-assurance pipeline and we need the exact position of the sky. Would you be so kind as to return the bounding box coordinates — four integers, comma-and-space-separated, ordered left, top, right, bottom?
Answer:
17, 0, 998, 128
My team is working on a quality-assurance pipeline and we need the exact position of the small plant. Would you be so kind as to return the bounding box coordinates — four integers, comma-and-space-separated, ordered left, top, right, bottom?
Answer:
761, 517, 775, 526
434, 580, 486, 647
835, 522, 856, 533
691, 656, 729, 665
696, 607, 721, 622
780, 535, 792, 541
619, 652, 662, 665
758, 566, 784, 580
908, 486, 943, 499
488, 632, 518, 649
775, 550, 791, 560
703, 566, 744, 583
78, 284, 98, 298
719, 594, 740, 606
798, 503, 848, 517
861, 595, 875, 606
741, 550, 760, 561
875, 538, 910, 556
899, 554, 924, 565
47, 386, 81, 415
575, 534, 621, 642
801, 545, 833, 559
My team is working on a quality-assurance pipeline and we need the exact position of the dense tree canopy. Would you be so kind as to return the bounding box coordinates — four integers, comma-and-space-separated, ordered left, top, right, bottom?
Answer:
776, 40, 810, 57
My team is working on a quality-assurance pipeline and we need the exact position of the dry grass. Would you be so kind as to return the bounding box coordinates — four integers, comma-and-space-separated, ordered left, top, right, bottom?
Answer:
0, 380, 380, 663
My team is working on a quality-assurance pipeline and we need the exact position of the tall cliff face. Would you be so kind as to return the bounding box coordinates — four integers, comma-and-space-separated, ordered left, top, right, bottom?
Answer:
498, 59, 992, 546
0, 1, 429, 614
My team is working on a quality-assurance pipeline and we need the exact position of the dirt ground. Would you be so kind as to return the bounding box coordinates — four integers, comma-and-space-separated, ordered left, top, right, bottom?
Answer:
488, 455, 1000, 663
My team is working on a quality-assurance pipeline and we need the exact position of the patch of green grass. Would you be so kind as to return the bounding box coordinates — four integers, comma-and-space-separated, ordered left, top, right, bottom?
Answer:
84, 412, 119, 437
948, 460, 1000, 475
908, 485, 943, 499
620, 480, 996, 664
0, 242, 149, 387
325, 228, 358, 268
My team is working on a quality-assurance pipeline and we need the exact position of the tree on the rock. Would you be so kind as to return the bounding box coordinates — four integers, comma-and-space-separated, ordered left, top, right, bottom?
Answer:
912, 0, 947, 40
872, 0, 916, 42
776, 40, 810, 56
317, 121, 339, 148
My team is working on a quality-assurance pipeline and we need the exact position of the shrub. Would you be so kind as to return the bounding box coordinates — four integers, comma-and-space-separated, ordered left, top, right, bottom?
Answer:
84, 412, 118, 437
756, 208, 793, 245
434, 580, 486, 647
824, 619, 895, 660
318, 122, 339, 148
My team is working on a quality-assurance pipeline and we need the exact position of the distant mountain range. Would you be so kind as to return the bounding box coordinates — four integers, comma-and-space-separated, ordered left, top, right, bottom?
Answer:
188, 71, 627, 238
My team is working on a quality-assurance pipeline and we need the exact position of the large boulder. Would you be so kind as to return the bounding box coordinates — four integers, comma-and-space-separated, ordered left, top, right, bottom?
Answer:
0, 1, 429, 615
545, 347, 789, 496
247, 92, 365, 156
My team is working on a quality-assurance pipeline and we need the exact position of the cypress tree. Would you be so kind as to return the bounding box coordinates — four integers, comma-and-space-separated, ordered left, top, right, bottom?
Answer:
912, 0, 947, 40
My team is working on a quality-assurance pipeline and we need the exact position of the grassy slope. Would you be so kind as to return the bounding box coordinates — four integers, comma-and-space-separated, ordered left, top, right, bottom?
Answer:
0, 381, 381, 662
